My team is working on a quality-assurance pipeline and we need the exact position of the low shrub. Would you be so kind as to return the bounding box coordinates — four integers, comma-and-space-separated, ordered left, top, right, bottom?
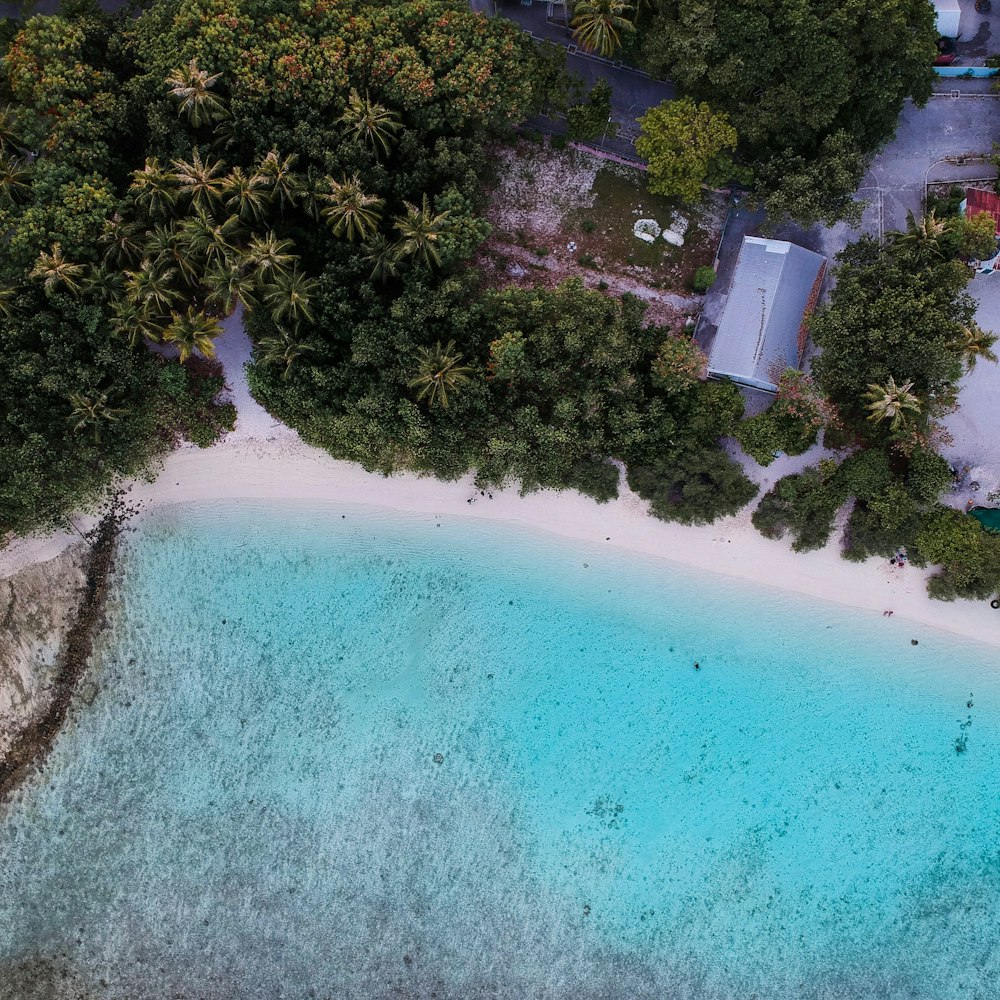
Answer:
692, 265, 717, 293
628, 449, 758, 525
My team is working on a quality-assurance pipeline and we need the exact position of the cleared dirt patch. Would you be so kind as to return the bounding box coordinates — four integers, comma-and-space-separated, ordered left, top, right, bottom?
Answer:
478, 139, 728, 329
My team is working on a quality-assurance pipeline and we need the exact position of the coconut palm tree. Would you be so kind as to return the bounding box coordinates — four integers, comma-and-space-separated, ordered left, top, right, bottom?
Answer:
0, 153, 30, 204
110, 297, 165, 347
363, 234, 401, 284
408, 340, 473, 409
66, 391, 126, 442
163, 306, 222, 363
262, 268, 317, 327
178, 210, 244, 269
29, 243, 85, 296
256, 149, 300, 213
393, 195, 450, 269
862, 376, 922, 431
99, 212, 144, 268
320, 173, 384, 242
130, 157, 178, 219
257, 326, 317, 380
144, 221, 199, 286
0, 285, 17, 318
81, 264, 125, 302
338, 90, 402, 158
893, 210, 947, 258
570, 0, 634, 57
171, 148, 227, 213
0, 105, 25, 153
124, 259, 181, 314
204, 258, 258, 316
956, 323, 999, 371
243, 231, 297, 283
297, 165, 329, 224
223, 165, 270, 224
165, 58, 227, 128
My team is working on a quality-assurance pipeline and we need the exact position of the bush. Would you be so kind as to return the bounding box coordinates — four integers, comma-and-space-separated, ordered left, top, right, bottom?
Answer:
564, 456, 620, 502
736, 407, 819, 466
628, 449, 758, 524
692, 265, 717, 293
751, 464, 845, 551
566, 80, 615, 141
917, 505, 1000, 601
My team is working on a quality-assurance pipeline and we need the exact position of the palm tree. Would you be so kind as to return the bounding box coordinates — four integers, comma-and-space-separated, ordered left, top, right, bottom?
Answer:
124, 259, 180, 313
321, 173, 384, 242
243, 231, 297, 283
257, 326, 316, 379
393, 195, 451, 269
29, 243, 85, 295
862, 376, 922, 431
99, 212, 144, 268
178, 210, 244, 268
223, 165, 270, 224
171, 148, 227, 213
893, 210, 947, 258
363, 234, 401, 284
144, 221, 199, 286
262, 268, 317, 327
957, 323, 999, 371
0, 154, 30, 204
297, 165, 329, 224
81, 264, 125, 302
66, 391, 126, 442
408, 340, 473, 409
163, 306, 223, 363
570, 0, 634, 57
338, 90, 402, 158
0, 285, 17, 318
165, 59, 227, 128
110, 297, 165, 346
204, 258, 258, 316
256, 149, 300, 213
130, 157, 178, 219
0, 105, 25, 153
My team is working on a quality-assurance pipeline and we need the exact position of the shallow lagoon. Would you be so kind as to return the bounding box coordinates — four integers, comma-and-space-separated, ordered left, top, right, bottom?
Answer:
1, 501, 998, 999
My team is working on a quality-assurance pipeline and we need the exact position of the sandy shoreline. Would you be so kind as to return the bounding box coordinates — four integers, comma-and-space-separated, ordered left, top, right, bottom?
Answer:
3, 427, 999, 649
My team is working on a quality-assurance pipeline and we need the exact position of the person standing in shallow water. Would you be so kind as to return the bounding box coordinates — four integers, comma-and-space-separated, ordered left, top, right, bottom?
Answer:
694, 662, 700, 670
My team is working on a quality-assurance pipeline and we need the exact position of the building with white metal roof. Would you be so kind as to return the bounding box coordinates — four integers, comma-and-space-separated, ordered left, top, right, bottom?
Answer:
707, 237, 827, 394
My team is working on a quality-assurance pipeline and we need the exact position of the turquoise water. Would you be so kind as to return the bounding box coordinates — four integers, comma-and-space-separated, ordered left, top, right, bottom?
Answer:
1, 501, 999, 999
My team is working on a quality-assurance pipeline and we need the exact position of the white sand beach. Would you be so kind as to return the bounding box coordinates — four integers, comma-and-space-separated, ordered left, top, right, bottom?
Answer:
3, 311, 999, 649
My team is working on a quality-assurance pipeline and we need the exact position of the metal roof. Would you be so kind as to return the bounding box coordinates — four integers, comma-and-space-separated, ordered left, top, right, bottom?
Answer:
708, 236, 826, 393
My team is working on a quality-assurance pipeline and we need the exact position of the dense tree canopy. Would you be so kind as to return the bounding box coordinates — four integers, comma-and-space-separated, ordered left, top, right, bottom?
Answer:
1, 0, 754, 539
638, 0, 937, 225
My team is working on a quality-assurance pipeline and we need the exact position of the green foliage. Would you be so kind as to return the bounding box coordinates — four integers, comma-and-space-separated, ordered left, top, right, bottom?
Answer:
959, 211, 998, 261
810, 235, 975, 444
692, 265, 716, 293
566, 80, 614, 142
735, 370, 824, 466
638, 0, 937, 225
751, 462, 844, 552
628, 449, 758, 525
650, 335, 706, 395
917, 507, 1000, 601
636, 97, 737, 203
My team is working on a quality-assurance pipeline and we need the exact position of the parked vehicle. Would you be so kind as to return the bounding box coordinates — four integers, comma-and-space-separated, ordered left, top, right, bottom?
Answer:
935, 36, 958, 65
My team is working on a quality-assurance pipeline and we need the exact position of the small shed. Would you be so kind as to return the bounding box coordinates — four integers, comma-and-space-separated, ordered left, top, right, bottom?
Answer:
964, 188, 1000, 237
932, 0, 961, 39
707, 237, 827, 394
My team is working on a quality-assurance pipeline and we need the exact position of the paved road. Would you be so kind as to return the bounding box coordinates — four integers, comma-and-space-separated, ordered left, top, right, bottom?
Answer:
863, 93, 1000, 235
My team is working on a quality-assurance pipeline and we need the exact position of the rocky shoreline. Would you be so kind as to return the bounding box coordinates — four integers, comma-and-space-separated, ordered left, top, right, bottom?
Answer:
0, 514, 118, 803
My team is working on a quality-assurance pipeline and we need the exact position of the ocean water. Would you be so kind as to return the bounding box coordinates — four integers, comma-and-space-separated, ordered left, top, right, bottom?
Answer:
1, 501, 998, 1000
